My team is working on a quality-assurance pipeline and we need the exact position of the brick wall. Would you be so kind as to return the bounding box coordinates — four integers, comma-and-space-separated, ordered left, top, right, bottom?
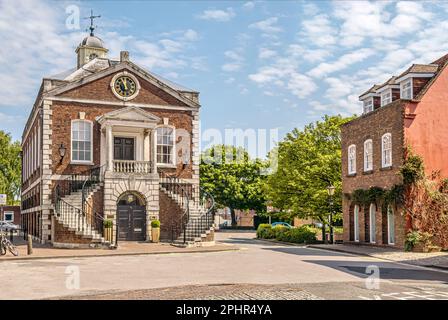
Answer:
59, 72, 189, 107
1, 206, 20, 225
50, 101, 194, 178
159, 190, 183, 240
341, 100, 407, 247
53, 219, 92, 244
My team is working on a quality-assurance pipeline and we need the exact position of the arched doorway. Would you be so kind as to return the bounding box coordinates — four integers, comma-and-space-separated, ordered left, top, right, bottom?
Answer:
117, 192, 146, 241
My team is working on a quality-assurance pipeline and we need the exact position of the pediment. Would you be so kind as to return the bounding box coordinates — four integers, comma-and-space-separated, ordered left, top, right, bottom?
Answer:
96, 106, 160, 124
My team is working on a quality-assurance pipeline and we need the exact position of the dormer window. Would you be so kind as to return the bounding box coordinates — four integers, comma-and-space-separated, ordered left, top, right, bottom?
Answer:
363, 98, 374, 114
400, 79, 412, 99
381, 90, 392, 106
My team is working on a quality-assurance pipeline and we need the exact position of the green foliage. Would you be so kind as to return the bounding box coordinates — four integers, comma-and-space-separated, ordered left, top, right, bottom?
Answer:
404, 231, 433, 252
265, 115, 353, 226
103, 219, 113, 228
350, 185, 404, 207
0, 131, 21, 205
200, 145, 268, 225
256, 224, 274, 239
257, 224, 317, 244
151, 220, 161, 228
400, 154, 425, 185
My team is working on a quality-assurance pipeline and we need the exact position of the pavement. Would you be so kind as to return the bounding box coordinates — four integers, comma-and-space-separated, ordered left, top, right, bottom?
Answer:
309, 243, 448, 269
0, 231, 447, 300
0, 236, 237, 261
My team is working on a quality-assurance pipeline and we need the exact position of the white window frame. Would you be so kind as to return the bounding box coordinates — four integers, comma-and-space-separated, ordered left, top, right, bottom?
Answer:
369, 203, 376, 243
364, 139, 373, 172
363, 98, 374, 114
381, 133, 392, 168
381, 89, 392, 107
71, 120, 93, 164
400, 78, 413, 100
354, 205, 360, 242
3, 211, 14, 222
387, 205, 395, 245
348, 145, 356, 175
155, 126, 176, 167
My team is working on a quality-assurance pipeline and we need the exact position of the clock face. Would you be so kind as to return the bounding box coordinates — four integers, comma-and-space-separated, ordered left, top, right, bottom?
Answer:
113, 76, 137, 98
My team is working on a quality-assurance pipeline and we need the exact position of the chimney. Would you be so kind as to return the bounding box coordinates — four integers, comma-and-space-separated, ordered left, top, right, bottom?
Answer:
120, 51, 129, 62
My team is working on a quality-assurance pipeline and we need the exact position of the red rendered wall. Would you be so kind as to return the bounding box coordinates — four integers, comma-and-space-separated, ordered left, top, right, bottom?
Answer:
404, 66, 448, 178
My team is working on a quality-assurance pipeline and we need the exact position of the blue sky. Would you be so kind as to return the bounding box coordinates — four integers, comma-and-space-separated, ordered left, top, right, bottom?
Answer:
2, 0, 448, 157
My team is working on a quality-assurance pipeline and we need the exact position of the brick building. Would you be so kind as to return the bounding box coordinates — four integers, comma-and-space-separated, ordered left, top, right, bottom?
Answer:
21, 28, 214, 247
341, 53, 448, 248
0, 206, 21, 226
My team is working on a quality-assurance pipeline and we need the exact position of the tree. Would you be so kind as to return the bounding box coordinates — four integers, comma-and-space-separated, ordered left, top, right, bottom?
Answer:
265, 115, 354, 241
0, 131, 21, 205
200, 145, 267, 226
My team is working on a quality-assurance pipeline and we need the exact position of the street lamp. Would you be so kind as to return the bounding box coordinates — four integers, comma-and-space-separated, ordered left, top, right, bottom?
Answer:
327, 185, 335, 244
58, 144, 66, 164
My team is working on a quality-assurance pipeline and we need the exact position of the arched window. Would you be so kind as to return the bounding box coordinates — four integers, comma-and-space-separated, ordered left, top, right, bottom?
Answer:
387, 205, 395, 245
382, 133, 392, 168
369, 203, 376, 243
156, 126, 175, 165
364, 139, 373, 171
71, 120, 92, 163
354, 205, 360, 242
348, 145, 356, 175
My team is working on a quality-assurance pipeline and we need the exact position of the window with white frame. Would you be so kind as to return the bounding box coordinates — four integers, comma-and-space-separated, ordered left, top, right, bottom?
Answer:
348, 145, 356, 175
354, 205, 360, 242
381, 90, 392, 106
387, 205, 395, 245
364, 139, 373, 171
369, 203, 376, 243
363, 99, 373, 114
4, 211, 14, 222
400, 79, 412, 99
71, 120, 92, 162
156, 127, 175, 165
382, 133, 392, 167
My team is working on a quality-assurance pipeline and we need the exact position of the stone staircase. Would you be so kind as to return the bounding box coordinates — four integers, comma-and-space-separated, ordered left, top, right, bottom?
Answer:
54, 182, 109, 248
159, 179, 215, 247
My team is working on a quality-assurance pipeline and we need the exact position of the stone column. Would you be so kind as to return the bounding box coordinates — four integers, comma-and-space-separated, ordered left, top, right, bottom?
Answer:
151, 129, 157, 173
106, 125, 113, 171
143, 129, 150, 162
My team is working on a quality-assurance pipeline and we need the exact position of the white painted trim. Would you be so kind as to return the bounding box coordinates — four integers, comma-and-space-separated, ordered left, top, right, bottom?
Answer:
110, 71, 141, 101
369, 203, 376, 244
45, 96, 199, 111
70, 119, 93, 163
400, 78, 413, 100
353, 205, 359, 242
348, 144, 356, 175
380, 89, 392, 107
21, 177, 42, 195
381, 133, 392, 168
395, 72, 434, 83
387, 205, 395, 245
376, 84, 399, 94
359, 92, 379, 100
363, 139, 373, 172
155, 125, 176, 166
3, 211, 14, 222
362, 97, 374, 114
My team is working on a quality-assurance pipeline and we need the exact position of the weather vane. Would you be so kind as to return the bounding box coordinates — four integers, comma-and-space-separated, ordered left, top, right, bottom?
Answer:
85, 9, 101, 36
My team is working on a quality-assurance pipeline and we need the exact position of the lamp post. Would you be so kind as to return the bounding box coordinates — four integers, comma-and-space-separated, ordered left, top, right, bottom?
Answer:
58, 144, 66, 164
327, 185, 335, 244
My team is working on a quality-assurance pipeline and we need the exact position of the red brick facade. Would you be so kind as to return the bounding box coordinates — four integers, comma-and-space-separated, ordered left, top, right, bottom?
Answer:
342, 54, 448, 249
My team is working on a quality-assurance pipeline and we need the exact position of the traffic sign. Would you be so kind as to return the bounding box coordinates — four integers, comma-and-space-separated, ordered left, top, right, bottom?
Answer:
0, 194, 6, 205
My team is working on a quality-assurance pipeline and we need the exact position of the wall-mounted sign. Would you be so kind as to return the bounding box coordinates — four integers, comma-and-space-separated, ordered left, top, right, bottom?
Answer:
0, 194, 6, 206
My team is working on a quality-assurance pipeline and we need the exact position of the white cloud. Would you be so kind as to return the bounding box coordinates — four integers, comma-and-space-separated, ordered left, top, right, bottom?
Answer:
249, 17, 282, 34
287, 73, 317, 98
300, 14, 337, 47
243, 2, 255, 10
198, 8, 235, 22
222, 49, 244, 72
307, 48, 376, 78
258, 48, 277, 59
183, 29, 199, 41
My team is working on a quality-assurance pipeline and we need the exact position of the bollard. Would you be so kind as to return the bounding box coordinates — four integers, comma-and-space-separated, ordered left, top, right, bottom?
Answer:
10, 230, 13, 243
27, 235, 33, 255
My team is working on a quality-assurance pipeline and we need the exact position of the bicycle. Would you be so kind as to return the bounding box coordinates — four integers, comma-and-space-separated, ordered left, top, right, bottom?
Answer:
0, 229, 19, 256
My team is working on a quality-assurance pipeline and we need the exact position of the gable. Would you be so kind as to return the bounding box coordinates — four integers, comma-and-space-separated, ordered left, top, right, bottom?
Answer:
56, 71, 190, 107
97, 106, 161, 123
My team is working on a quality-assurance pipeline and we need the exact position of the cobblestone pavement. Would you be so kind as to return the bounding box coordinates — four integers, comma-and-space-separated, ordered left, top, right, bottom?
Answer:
56, 284, 321, 300
308, 244, 448, 269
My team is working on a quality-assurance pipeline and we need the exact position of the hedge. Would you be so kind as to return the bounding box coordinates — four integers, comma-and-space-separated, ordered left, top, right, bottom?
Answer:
256, 224, 317, 244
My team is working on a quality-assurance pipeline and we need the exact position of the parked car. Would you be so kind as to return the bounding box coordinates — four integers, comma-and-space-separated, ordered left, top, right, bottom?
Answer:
271, 222, 293, 228
0, 221, 20, 231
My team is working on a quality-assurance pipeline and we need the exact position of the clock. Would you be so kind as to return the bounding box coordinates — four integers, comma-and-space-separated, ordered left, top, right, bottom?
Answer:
114, 76, 137, 97
110, 72, 140, 101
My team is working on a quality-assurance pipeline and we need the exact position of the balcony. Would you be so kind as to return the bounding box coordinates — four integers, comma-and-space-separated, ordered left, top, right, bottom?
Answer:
112, 160, 153, 174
